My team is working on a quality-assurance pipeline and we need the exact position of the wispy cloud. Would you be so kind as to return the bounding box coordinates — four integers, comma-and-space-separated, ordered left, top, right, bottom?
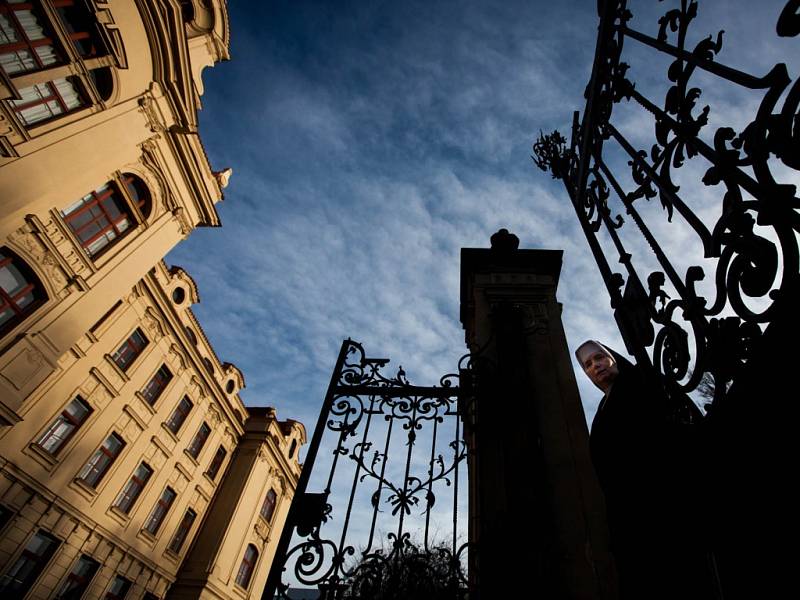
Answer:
167, 0, 793, 586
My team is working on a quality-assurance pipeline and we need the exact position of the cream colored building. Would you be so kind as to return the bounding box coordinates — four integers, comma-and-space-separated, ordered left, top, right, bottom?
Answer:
0, 1, 304, 598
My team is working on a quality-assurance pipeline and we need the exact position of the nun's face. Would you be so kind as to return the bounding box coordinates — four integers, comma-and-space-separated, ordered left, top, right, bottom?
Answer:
578, 345, 619, 392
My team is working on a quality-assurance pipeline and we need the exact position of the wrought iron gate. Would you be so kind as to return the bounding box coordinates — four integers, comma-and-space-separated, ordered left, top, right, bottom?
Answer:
533, 0, 799, 595
533, 0, 799, 414
262, 339, 471, 599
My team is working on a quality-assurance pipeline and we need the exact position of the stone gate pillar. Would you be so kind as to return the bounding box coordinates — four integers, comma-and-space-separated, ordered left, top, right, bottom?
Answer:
460, 229, 617, 600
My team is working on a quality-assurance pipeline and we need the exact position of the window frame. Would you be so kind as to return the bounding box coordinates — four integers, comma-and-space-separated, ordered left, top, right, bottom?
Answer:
1, 0, 114, 130
113, 462, 153, 514
186, 421, 211, 459
141, 364, 172, 406
235, 544, 259, 590
104, 575, 131, 600
167, 508, 196, 554
56, 553, 100, 600
143, 486, 176, 536
77, 432, 124, 488
165, 396, 193, 435
0, 247, 48, 338
260, 488, 278, 523
205, 445, 227, 481
0, 529, 60, 593
35, 395, 92, 455
110, 327, 148, 372
61, 174, 150, 259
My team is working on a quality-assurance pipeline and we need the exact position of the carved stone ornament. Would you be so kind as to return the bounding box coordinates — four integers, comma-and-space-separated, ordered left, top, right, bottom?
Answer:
224, 427, 236, 446
213, 167, 233, 189
7, 226, 68, 291
171, 207, 192, 236
138, 95, 165, 133
143, 308, 165, 340
207, 404, 221, 426
254, 520, 269, 545
168, 345, 187, 371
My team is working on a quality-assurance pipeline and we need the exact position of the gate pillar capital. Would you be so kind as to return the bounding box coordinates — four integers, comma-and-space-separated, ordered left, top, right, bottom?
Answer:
460, 231, 617, 600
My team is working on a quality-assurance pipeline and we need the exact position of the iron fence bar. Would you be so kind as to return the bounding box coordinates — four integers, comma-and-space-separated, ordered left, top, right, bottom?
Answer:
394, 398, 419, 550
365, 416, 394, 554
451, 411, 460, 564
335, 394, 377, 575
333, 384, 463, 399
573, 0, 624, 221
619, 25, 772, 90
423, 414, 439, 551
603, 122, 714, 255
262, 339, 352, 600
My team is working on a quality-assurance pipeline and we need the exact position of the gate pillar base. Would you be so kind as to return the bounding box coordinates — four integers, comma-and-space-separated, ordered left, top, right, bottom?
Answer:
460, 230, 617, 599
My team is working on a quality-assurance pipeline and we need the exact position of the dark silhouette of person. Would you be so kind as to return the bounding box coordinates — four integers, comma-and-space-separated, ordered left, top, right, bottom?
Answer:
575, 340, 715, 600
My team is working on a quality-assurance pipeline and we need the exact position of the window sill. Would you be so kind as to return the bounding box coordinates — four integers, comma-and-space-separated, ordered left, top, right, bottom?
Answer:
24, 443, 59, 472
202, 472, 219, 487
107, 505, 131, 528
163, 548, 181, 562
70, 477, 99, 502
182, 449, 200, 467
103, 354, 130, 383
135, 391, 157, 415
160, 422, 179, 444
137, 528, 157, 546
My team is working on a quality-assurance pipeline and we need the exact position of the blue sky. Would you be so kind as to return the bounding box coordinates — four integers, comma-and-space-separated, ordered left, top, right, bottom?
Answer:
168, 0, 794, 427
170, 0, 615, 428
167, 0, 795, 580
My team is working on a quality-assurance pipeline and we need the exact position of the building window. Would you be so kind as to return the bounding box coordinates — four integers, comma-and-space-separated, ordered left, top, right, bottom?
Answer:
0, 0, 65, 75
168, 508, 196, 553
114, 462, 152, 514
205, 445, 227, 480
289, 439, 297, 459
186, 422, 210, 459
77, 432, 124, 488
141, 365, 172, 405
0, 504, 12, 531
235, 544, 258, 590
62, 175, 151, 258
1, 247, 47, 338
202, 357, 214, 374
143, 487, 175, 535
260, 488, 277, 522
111, 328, 147, 372
0, 0, 113, 127
0, 530, 60, 593
165, 397, 192, 434
56, 554, 99, 600
105, 575, 131, 600
35, 396, 92, 455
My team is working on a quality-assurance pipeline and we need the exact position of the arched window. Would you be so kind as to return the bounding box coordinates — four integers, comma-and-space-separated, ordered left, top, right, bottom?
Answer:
1, 247, 47, 337
259, 488, 277, 522
1, 0, 115, 127
61, 174, 151, 258
235, 544, 258, 589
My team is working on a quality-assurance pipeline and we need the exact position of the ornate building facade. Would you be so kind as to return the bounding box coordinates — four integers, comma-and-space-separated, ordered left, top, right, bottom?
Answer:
0, 1, 304, 598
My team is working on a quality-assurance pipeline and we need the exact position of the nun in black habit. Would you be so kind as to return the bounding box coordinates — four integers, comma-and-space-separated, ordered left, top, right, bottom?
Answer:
575, 341, 714, 600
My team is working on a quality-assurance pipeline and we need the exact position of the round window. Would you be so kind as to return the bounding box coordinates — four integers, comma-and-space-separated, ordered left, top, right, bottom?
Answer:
172, 287, 186, 304
226, 380, 235, 394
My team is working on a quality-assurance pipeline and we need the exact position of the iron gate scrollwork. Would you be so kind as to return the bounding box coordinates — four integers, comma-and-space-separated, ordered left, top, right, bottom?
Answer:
533, 0, 800, 414
262, 339, 472, 599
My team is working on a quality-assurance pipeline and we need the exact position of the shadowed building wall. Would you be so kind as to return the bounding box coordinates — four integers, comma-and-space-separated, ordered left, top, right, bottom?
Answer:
0, 1, 306, 598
